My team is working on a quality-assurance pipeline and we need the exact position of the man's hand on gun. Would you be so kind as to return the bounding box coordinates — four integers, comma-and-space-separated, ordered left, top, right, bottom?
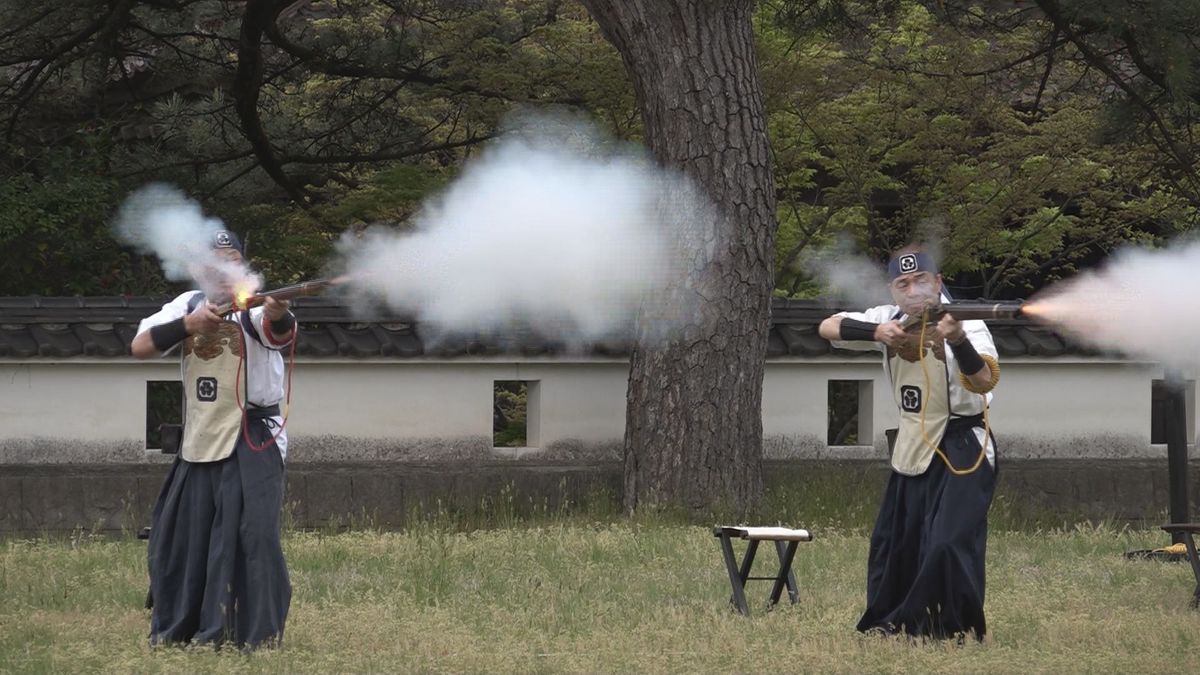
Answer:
873, 320, 907, 347
263, 296, 291, 322
936, 313, 966, 344
182, 297, 290, 335
185, 302, 223, 336
263, 295, 295, 343
873, 305, 964, 345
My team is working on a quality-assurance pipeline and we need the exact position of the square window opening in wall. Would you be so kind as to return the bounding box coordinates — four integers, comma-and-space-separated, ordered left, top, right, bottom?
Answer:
146, 380, 183, 449
828, 379, 873, 446
494, 380, 540, 448
1151, 378, 1196, 444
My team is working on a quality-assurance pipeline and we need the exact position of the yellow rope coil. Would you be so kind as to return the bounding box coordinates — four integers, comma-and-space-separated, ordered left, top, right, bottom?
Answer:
959, 354, 1000, 394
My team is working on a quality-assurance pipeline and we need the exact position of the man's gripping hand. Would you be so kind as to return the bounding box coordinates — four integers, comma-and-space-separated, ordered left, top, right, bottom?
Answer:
874, 320, 906, 347
184, 302, 222, 336
263, 296, 291, 321
936, 313, 967, 345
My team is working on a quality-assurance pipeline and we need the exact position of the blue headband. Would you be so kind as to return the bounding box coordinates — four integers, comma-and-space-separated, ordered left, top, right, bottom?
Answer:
887, 251, 937, 280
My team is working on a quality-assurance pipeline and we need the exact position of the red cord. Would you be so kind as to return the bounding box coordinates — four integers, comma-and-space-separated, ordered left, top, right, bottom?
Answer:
234, 315, 296, 452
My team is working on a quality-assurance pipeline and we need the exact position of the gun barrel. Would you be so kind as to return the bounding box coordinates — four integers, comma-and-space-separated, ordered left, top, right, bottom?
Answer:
900, 301, 1025, 330
257, 278, 336, 302
939, 301, 1025, 321
215, 276, 344, 315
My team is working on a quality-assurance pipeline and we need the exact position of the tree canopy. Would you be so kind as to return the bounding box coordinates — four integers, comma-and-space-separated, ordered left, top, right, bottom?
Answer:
1, 0, 1195, 299
764, 0, 1198, 298
0, 0, 628, 293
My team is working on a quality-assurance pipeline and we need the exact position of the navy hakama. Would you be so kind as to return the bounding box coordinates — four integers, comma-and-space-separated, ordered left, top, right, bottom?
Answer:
148, 408, 290, 649
856, 415, 996, 640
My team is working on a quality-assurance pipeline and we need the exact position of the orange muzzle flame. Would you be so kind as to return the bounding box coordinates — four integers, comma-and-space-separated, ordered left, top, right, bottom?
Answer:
233, 282, 257, 310
1018, 301, 1044, 318
1017, 299, 1068, 323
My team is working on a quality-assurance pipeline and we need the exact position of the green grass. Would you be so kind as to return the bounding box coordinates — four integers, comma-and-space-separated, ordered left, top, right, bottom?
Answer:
2, 520, 1199, 673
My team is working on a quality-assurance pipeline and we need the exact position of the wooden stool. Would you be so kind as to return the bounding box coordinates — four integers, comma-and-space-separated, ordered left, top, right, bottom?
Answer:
1161, 523, 1200, 609
713, 526, 812, 615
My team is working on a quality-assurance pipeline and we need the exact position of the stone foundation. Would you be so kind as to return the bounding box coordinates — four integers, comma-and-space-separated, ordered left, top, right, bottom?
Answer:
2, 459, 1197, 535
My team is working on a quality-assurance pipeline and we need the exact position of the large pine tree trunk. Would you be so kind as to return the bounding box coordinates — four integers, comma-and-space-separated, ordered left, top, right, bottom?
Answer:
581, 0, 776, 514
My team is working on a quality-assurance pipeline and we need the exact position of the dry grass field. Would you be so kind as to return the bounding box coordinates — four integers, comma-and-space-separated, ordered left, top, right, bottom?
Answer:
2, 514, 1199, 673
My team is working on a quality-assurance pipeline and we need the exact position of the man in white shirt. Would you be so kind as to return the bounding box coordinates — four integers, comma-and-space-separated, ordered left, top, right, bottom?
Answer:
132, 229, 295, 649
818, 245, 1000, 641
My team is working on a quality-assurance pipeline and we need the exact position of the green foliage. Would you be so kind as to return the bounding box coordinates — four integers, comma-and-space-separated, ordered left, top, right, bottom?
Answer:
493, 381, 529, 447
0, 0, 631, 295
826, 380, 861, 445
227, 163, 452, 286
0, 147, 156, 296
762, 0, 1198, 298
0, 0, 1197, 300
144, 381, 182, 449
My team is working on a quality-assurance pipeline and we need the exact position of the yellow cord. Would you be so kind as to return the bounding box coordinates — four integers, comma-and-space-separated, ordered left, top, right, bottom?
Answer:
915, 310, 992, 476
959, 354, 1000, 394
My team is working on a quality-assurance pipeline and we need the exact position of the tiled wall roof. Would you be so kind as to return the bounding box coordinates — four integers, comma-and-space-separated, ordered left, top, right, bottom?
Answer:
0, 296, 1084, 359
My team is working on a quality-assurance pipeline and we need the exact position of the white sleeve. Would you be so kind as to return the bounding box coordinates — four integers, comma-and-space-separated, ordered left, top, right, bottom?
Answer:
962, 320, 998, 360
135, 291, 200, 336
248, 305, 296, 351
827, 305, 897, 352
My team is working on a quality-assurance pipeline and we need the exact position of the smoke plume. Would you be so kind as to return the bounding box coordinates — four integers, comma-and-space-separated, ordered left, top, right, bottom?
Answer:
799, 236, 894, 308
112, 184, 259, 299
1027, 240, 1200, 370
337, 117, 711, 345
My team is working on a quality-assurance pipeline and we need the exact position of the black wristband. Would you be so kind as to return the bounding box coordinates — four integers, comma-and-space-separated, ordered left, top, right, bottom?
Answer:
269, 312, 296, 335
839, 318, 879, 342
149, 317, 189, 352
949, 337, 987, 375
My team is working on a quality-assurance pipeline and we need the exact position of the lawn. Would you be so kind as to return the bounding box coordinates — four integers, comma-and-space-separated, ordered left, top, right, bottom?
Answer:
2, 517, 1198, 673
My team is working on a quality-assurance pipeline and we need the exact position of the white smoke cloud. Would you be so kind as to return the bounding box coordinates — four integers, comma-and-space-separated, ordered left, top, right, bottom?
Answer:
112, 184, 259, 299
1028, 239, 1200, 371
798, 232, 965, 310
337, 116, 711, 345
799, 235, 893, 308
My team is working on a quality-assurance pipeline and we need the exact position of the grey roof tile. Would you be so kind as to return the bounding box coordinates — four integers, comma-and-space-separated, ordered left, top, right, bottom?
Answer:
0, 326, 38, 358
28, 325, 82, 357
766, 329, 788, 357
71, 325, 127, 357
1016, 326, 1067, 357
991, 326, 1028, 357
0, 296, 1092, 360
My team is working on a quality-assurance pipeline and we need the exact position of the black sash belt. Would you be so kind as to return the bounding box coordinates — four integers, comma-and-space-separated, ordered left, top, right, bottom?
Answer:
946, 413, 984, 430
245, 404, 281, 420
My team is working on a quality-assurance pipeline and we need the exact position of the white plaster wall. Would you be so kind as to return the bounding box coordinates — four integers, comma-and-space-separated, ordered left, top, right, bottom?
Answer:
1, 357, 1195, 457
286, 360, 630, 445
0, 361, 177, 442
762, 360, 891, 443
766, 359, 1177, 448
287, 362, 493, 438
509, 363, 627, 444
988, 361, 1159, 439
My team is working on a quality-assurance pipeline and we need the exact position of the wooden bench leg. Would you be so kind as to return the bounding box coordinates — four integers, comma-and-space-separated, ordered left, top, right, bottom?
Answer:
738, 540, 761, 589
717, 532, 751, 616
1184, 534, 1200, 610
768, 540, 799, 608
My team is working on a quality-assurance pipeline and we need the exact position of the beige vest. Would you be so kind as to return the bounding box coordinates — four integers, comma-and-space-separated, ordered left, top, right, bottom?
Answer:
888, 333, 951, 476
180, 321, 245, 463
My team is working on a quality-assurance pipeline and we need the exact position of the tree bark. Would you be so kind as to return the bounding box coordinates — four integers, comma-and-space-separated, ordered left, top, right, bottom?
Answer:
581, 0, 776, 514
